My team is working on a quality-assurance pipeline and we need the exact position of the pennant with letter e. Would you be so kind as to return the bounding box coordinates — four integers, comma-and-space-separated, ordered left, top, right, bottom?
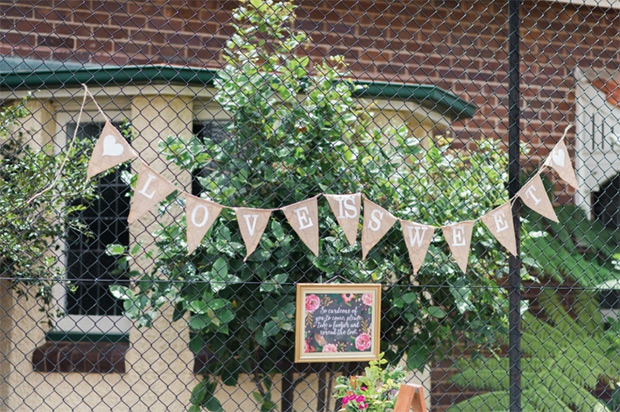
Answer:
481, 203, 518, 256
235, 208, 272, 261
518, 173, 559, 222
401, 220, 435, 275
128, 163, 177, 224
361, 198, 397, 260
281, 196, 320, 256
442, 221, 475, 273
87, 121, 138, 179
325, 193, 361, 246
185, 194, 224, 255
543, 138, 579, 189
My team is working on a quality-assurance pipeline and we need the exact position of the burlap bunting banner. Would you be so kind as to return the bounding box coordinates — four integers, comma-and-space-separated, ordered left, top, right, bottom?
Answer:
186, 194, 224, 255
442, 221, 475, 273
235, 208, 272, 261
518, 173, 559, 222
128, 163, 178, 224
361, 198, 397, 260
400, 220, 435, 275
481, 203, 518, 256
543, 138, 579, 190
87, 121, 138, 179
325, 193, 361, 246
281, 197, 320, 256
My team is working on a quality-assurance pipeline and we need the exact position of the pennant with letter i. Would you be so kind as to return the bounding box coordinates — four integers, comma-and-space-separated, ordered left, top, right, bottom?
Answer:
281, 197, 320, 256
481, 203, 517, 256
128, 163, 177, 224
543, 138, 579, 190
401, 220, 435, 275
518, 174, 559, 222
325, 193, 361, 246
185, 194, 224, 255
361, 198, 397, 260
235, 208, 272, 261
442, 221, 475, 273
87, 121, 138, 179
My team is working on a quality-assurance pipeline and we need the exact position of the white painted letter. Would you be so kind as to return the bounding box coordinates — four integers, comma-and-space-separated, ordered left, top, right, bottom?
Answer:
407, 225, 428, 248
369, 209, 384, 232
138, 173, 157, 199
243, 214, 259, 237
336, 196, 357, 219
492, 211, 509, 233
452, 226, 465, 247
525, 185, 541, 206
294, 206, 313, 230
190, 204, 209, 228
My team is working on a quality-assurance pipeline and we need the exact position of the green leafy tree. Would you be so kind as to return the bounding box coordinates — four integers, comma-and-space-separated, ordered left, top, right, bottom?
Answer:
111, 0, 512, 410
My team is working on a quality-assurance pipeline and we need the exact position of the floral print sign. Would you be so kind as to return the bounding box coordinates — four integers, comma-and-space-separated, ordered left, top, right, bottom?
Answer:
295, 284, 381, 363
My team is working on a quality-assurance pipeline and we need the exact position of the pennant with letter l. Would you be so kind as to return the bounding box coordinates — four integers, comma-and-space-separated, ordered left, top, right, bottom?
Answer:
186, 194, 224, 255
400, 220, 435, 275
518, 173, 559, 222
543, 138, 579, 189
442, 221, 475, 273
325, 193, 361, 246
87, 121, 138, 179
361, 198, 397, 260
235, 208, 272, 261
281, 196, 320, 256
481, 203, 518, 256
128, 163, 177, 224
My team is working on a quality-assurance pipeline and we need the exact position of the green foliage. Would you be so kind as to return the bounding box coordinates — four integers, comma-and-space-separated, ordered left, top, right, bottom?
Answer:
0, 97, 97, 318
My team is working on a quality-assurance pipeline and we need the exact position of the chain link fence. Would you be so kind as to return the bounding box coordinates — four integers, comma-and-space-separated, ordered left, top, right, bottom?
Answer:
0, 0, 619, 411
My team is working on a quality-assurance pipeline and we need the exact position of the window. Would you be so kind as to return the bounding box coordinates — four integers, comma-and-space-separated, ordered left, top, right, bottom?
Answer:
191, 120, 230, 196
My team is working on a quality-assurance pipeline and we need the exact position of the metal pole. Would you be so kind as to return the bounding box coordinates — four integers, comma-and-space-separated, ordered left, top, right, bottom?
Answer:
508, 0, 522, 411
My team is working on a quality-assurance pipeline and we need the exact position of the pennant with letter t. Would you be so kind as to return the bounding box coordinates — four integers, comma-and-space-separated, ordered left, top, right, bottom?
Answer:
543, 138, 579, 190
281, 196, 320, 256
401, 220, 435, 275
325, 193, 361, 246
128, 163, 177, 224
235, 208, 272, 261
87, 121, 138, 179
518, 173, 558, 222
481, 203, 518, 256
361, 198, 397, 260
442, 221, 475, 273
185, 194, 224, 255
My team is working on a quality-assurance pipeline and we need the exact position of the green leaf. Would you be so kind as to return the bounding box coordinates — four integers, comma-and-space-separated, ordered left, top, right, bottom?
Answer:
425, 306, 447, 319
402, 292, 416, 305
189, 300, 209, 314
189, 315, 209, 330
110, 285, 132, 300
105, 244, 126, 256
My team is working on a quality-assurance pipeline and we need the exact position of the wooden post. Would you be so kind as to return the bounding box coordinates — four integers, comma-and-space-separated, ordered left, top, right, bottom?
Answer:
393, 383, 427, 412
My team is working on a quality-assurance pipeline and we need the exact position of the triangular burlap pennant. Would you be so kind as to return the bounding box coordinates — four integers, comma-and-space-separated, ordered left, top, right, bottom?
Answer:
481, 203, 518, 256
441, 221, 475, 273
87, 121, 138, 179
361, 198, 397, 260
543, 138, 579, 189
400, 220, 435, 275
186, 194, 224, 255
281, 197, 320, 256
518, 173, 559, 222
128, 163, 177, 224
325, 193, 361, 246
235, 208, 272, 260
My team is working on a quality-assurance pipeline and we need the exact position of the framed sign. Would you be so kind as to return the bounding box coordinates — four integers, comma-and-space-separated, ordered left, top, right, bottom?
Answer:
295, 283, 381, 363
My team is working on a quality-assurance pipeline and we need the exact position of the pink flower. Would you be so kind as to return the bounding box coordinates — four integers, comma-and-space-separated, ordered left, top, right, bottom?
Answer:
355, 395, 365, 403
305, 294, 320, 313
304, 340, 311, 353
362, 293, 373, 306
359, 402, 368, 409
322, 343, 338, 353
342, 394, 355, 405
355, 332, 371, 351
342, 293, 355, 303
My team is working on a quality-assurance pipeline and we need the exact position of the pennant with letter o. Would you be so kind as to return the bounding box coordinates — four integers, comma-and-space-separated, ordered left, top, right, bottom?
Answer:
361, 198, 397, 260
481, 203, 518, 256
325, 193, 361, 246
518, 173, 558, 222
400, 220, 435, 275
281, 197, 320, 256
235, 208, 272, 261
185, 194, 224, 255
543, 138, 579, 190
87, 121, 138, 179
442, 221, 475, 273
128, 162, 177, 224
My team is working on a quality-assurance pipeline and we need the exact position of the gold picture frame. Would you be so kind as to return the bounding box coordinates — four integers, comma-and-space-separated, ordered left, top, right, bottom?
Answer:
295, 283, 381, 363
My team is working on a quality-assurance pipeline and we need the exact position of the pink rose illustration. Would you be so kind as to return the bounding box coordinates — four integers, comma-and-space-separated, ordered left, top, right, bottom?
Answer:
305, 294, 320, 313
342, 293, 355, 303
355, 332, 371, 351
304, 339, 311, 353
322, 343, 338, 352
362, 293, 373, 306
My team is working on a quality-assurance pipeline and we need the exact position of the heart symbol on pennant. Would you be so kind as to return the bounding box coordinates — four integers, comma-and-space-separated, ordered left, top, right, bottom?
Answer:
102, 135, 124, 157
552, 147, 565, 167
